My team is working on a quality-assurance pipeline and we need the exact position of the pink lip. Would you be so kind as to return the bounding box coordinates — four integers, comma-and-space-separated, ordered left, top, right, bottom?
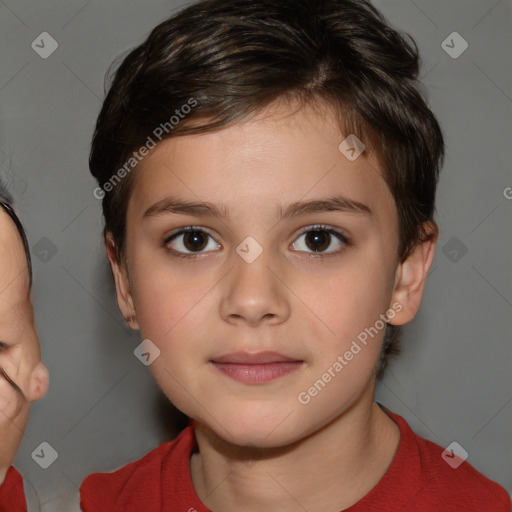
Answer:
210, 351, 303, 383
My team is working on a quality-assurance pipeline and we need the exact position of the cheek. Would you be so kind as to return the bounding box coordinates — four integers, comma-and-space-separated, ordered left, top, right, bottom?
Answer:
295, 254, 394, 346
129, 249, 207, 336
129, 269, 209, 415
0, 379, 22, 419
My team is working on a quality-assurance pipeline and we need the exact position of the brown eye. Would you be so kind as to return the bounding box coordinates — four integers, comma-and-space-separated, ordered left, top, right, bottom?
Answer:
291, 225, 349, 256
182, 231, 209, 252
304, 230, 331, 252
164, 227, 220, 258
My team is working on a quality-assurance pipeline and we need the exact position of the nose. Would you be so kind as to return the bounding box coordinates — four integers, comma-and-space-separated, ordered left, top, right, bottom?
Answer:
219, 246, 290, 327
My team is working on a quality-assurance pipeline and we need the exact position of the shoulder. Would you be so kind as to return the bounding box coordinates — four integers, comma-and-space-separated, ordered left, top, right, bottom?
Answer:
415, 434, 511, 511
0, 466, 26, 512
80, 426, 195, 512
385, 408, 511, 512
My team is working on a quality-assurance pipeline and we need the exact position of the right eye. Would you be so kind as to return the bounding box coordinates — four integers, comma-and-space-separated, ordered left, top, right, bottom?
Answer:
163, 227, 221, 259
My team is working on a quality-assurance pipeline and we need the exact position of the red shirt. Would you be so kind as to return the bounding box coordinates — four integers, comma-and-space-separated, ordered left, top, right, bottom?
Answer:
2, 408, 511, 511
0, 466, 26, 512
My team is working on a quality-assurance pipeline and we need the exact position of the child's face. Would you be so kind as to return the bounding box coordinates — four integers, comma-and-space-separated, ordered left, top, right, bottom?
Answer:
111, 100, 426, 447
0, 209, 49, 462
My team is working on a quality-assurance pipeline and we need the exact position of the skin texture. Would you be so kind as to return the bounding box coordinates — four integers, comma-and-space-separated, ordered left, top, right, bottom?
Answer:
0, 207, 49, 485
107, 100, 437, 511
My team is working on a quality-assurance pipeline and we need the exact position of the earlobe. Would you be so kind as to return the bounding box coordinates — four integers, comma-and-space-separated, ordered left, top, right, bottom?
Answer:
28, 362, 49, 402
389, 223, 438, 326
105, 233, 139, 330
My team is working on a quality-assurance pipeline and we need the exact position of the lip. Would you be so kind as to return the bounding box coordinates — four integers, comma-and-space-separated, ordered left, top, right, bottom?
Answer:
211, 351, 299, 364
210, 351, 303, 384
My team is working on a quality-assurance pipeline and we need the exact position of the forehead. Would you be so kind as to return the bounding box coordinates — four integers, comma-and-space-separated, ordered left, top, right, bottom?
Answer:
129, 101, 395, 223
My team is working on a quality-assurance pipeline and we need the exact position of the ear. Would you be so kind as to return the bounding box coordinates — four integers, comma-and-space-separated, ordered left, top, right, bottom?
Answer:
27, 361, 49, 402
389, 222, 438, 326
105, 233, 139, 330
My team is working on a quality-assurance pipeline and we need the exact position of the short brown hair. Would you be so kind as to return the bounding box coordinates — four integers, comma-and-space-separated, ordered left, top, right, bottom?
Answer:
89, 0, 444, 378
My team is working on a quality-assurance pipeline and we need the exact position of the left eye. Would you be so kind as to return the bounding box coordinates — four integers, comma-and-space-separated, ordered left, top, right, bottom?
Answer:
291, 225, 349, 255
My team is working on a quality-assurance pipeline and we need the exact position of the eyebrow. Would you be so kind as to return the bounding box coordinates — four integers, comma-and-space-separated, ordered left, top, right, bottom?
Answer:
143, 195, 372, 221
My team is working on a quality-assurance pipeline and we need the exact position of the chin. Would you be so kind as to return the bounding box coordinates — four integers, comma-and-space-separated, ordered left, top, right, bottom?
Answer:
195, 401, 312, 449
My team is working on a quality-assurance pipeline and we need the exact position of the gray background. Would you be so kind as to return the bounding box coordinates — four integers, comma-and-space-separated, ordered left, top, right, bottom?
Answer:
0, 0, 511, 510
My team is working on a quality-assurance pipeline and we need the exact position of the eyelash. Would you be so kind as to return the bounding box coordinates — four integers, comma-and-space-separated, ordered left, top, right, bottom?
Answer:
163, 224, 350, 260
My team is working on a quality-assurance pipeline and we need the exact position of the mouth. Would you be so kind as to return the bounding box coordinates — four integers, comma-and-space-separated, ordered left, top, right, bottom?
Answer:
210, 351, 304, 384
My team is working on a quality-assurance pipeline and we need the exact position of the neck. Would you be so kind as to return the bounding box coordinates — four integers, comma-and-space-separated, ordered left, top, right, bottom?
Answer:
190, 384, 400, 512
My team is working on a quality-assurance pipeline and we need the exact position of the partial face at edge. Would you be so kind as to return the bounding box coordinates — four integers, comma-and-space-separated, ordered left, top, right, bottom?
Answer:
109, 100, 434, 447
0, 208, 48, 409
